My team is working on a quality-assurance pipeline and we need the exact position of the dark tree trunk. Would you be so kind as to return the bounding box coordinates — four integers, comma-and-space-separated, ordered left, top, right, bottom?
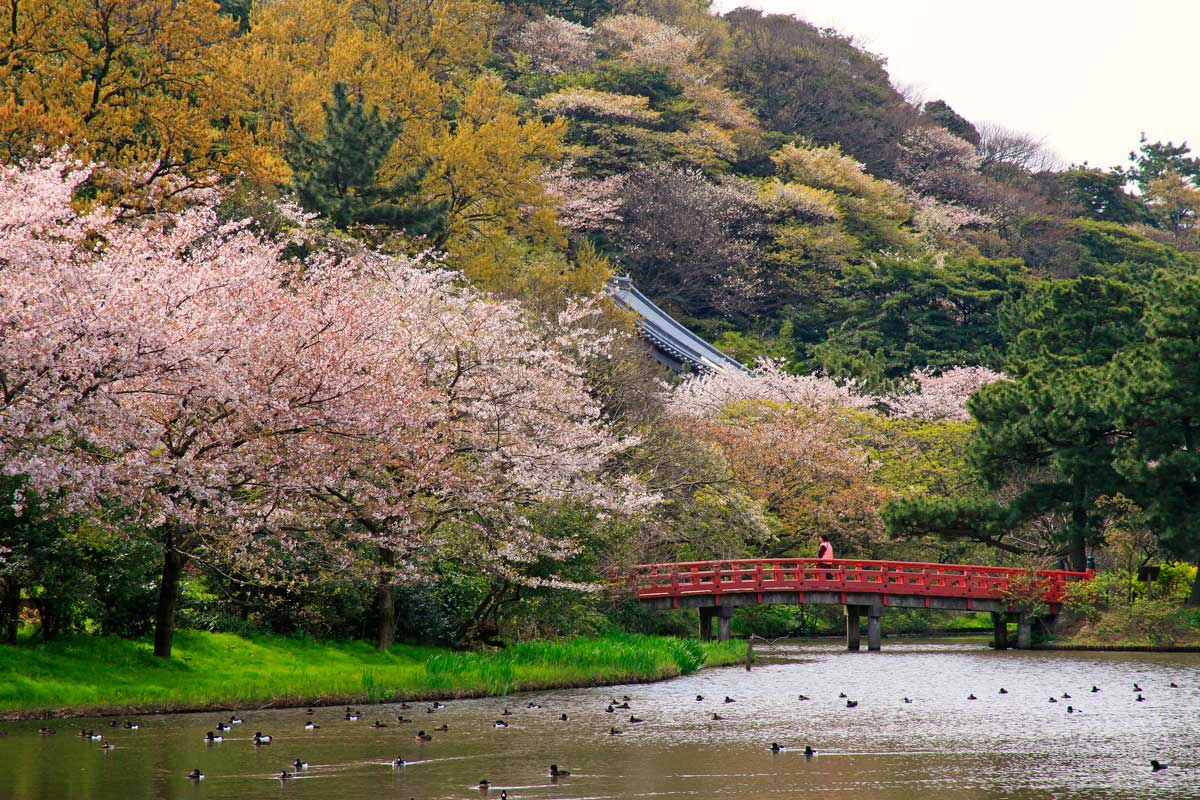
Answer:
1068, 484, 1088, 572
1187, 566, 1200, 607
153, 532, 189, 659
375, 547, 395, 651
1067, 529, 1087, 572
1, 579, 20, 644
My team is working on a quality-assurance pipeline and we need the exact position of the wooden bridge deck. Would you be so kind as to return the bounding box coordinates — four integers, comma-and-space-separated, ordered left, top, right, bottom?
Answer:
610, 558, 1094, 650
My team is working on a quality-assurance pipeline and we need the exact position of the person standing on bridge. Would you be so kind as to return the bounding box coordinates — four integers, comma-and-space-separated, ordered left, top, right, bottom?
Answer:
817, 535, 834, 562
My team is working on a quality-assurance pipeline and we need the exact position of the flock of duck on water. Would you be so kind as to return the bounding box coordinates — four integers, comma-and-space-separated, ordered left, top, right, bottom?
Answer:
18, 678, 1186, 789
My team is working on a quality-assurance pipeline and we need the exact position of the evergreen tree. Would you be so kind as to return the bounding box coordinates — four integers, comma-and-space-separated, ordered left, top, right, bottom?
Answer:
1108, 269, 1200, 599
285, 83, 448, 235
885, 277, 1145, 569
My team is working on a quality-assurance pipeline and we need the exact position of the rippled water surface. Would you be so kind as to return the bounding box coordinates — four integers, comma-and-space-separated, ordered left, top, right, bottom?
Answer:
2, 640, 1198, 800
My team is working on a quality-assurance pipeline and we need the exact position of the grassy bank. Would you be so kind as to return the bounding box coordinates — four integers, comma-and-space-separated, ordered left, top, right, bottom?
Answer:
1050, 606, 1200, 649
0, 631, 746, 719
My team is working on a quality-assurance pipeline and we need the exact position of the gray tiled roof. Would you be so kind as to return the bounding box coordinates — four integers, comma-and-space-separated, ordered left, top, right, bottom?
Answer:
607, 276, 749, 374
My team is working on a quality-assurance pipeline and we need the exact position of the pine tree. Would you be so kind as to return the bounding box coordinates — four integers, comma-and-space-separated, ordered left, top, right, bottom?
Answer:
285, 83, 448, 235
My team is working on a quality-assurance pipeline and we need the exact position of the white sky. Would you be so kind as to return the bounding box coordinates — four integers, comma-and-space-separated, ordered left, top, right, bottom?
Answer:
710, 0, 1200, 170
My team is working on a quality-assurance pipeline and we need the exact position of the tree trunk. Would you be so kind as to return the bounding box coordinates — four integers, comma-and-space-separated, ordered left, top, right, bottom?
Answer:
1067, 529, 1087, 572
375, 547, 395, 651
1187, 566, 1200, 607
1068, 484, 1088, 572
1, 579, 20, 644
153, 534, 189, 659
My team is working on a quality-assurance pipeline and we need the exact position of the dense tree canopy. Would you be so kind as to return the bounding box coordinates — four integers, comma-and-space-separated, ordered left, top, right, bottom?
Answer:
4, 0, 1200, 650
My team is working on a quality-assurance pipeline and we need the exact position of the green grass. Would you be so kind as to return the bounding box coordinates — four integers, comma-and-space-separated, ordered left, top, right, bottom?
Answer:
0, 631, 746, 718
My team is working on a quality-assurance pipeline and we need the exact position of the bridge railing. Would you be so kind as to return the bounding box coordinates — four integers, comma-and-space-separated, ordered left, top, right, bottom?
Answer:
610, 558, 1093, 607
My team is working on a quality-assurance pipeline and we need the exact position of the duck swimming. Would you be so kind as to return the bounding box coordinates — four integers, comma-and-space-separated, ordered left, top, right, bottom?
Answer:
124, 722, 140, 730
903, 698, 913, 704
559, 714, 569, 721
187, 769, 204, 781
416, 730, 432, 742
998, 688, 1008, 694
1151, 760, 1167, 772
1091, 686, 1101, 693
253, 732, 272, 745
804, 745, 816, 757
304, 722, 319, 730
216, 722, 231, 731
38, 727, 56, 735
967, 694, 978, 700
278, 770, 291, 781
845, 700, 858, 708
229, 716, 243, 724
724, 696, 736, 703
609, 727, 623, 735
549, 764, 570, 777
494, 720, 509, 728
292, 759, 308, 770
797, 694, 809, 701
205, 732, 223, 743
370, 721, 388, 728
434, 724, 449, 732
769, 742, 782, 753
396, 716, 412, 724
711, 713, 723, 721
695, 694, 704, 701
392, 757, 406, 767
628, 716, 644, 724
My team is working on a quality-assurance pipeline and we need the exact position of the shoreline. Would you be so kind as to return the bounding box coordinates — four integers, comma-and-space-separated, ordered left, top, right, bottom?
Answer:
0, 631, 747, 722
0, 670, 737, 722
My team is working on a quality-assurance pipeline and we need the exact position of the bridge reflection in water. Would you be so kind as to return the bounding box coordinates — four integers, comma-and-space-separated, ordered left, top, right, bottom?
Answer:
611, 559, 1094, 651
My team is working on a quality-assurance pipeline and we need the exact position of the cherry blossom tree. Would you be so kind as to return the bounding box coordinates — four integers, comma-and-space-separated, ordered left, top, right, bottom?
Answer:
885, 366, 1008, 422
513, 15, 595, 75
1, 154, 650, 655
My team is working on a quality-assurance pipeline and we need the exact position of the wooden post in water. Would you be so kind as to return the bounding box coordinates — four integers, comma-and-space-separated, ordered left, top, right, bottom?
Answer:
845, 605, 861, 651
991, 612, 1008, 650
867, 606, 883, 651
745, 635, 754, 670
699, 607, 716, 641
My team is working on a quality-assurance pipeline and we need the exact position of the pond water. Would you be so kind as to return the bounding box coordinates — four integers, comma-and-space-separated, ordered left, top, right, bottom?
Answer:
1, 640, 1197, 800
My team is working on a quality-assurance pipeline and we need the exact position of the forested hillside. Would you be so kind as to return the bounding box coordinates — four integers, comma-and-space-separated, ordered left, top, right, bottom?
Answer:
1, 0, 1198, 652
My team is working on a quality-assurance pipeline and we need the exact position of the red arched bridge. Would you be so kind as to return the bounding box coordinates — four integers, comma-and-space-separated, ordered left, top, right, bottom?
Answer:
609, 558, 1094, 651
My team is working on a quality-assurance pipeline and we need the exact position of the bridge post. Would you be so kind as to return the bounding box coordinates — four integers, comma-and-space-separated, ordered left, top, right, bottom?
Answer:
699, 607, 716, 641
1016, 613, 1032, 649
991, 612, 1008, 650
717, 605, 734, 642
844, 605, 861, 651
866, 606, 883, 651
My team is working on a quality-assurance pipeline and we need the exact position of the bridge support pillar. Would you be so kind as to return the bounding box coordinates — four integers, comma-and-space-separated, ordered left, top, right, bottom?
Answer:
845, 605, 861, 651
699, 607, 716, 641
717, 605, 734, 642
866, 606, 883, 651
991, 612, 1008, 650
1016, 614, 1032, 650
